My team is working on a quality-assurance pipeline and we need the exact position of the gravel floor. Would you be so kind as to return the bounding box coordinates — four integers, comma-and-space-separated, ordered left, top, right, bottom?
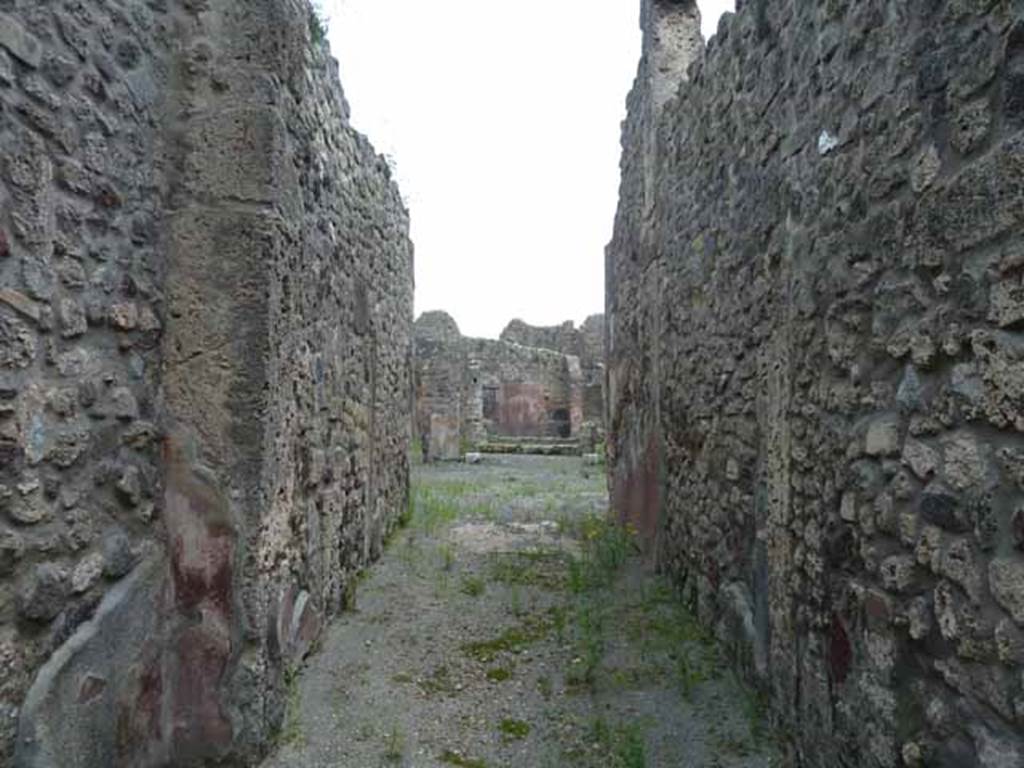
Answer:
261, 455, 785, 768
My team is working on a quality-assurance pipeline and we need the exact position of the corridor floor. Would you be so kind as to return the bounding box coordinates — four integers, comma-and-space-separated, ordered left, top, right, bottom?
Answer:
262, 455, 783, 768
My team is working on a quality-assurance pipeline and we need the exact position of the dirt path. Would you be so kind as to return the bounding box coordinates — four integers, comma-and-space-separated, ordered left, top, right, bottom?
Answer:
262, 455, 783, 768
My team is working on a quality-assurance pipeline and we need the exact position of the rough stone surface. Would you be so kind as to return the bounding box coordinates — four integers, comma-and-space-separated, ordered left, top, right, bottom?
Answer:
0, 1, 413, 765
607, 1, 1024, 765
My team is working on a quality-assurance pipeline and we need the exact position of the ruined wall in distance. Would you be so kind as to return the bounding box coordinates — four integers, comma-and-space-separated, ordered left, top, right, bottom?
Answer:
0, 1, 413, 764
414, 312, 586, 457
465, 337, 583, 441
609, 0, 1024, 765
414, 311, 467, 460
500, 315, 606, 431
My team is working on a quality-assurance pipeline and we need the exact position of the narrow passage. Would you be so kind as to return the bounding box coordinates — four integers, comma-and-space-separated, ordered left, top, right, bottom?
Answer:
263, 455, 782, 768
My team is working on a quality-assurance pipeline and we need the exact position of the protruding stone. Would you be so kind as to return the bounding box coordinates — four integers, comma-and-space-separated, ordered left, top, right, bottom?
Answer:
902, 439, 938, 480
108, 387, 138, 421
989, 275, 1024, 328
910, 145, 941, 192
101, 530, 135, 579
0, 528, 24, 575
108, 302, 138, 331
58, 299, 86, 339
0, 13, 42, 68
1012, 505, 1024, 551
950, 363, 984, 406
920, 481, 969, 533
114, 466, 141, 507
0, 289, 42, 324
46, 429, 89, 468
137, 305, 161, 333
995, 618, 1024, 664
0, 314, 37, 369
46, 387, 77, 419
866, 415, 901, 457
991, 558, 1024, 625
71, 553, 103, 594
906, 596, 932, 640
897, 366, 925, 411
0, 49, 12, 86
840, 491, 857, 522
934, 581, 961, 641
880, 554, 920, 594
938, 538, 984, 604
942, 433, 989, 491
8, 479, 50, 525
901, 741, 924, 767
17, 563, 67, 622
974, 728, 1022, 768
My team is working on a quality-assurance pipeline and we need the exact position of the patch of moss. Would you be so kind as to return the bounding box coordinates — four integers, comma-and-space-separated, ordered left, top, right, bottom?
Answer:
461, 616, 550, 663
485, 666, 512, 682
417, 665, 459, 697
439, 749, 488, 768
498, 718, 531, 742
488, 550, 569, 590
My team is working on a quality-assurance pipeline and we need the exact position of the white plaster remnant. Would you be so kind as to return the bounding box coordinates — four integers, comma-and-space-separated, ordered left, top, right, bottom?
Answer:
818, 130, 840, 156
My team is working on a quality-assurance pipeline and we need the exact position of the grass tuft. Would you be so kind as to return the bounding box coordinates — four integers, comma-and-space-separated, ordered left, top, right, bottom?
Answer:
498, 718, 531, 742
439, 750, 488, 768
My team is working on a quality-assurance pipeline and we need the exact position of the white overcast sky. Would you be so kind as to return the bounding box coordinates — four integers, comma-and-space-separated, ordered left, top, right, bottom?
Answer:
326, 1, 735, 339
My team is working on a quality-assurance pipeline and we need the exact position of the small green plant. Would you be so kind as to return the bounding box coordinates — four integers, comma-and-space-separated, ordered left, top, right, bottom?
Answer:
461, 616, 550, 663
676, 649, 708, 701
549, 604, 568, 643
537, 674, 553, 700
412, 487, 461, 533
486, 666, 512, 682
439, 543, 456, 571
509, 584, 525, 617
616, 725, 646, 768
418, 665, 459, 697
308, 1, 328, 45
576, 599, 605, 686
498, 718, 531, 742
460, 576, 486, 597
439, 750, 488, 768
383, 724, 405, 763
489, 550, 568, 590
276, 667, 304, 747
739, 679, 770, 746
589, 718, 647, 768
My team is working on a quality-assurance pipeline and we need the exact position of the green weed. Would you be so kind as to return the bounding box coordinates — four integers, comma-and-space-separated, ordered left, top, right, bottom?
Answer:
439, 750, 488, 768
276, 667, 304, 747
589, 718, 647, 768
382, 724, 404, 763
461, 616, 550, 663
486, 666, 512, 682
417, 665, 459, 697
498, 718, 531, 742
537, 674, 553, 699
307, 1, 328, 44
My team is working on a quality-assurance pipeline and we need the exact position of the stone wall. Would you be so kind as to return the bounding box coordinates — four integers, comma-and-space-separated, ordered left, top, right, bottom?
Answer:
414, 312, 584, 458
609, 1, 1024, 766
0, 1, 413, 765
413, 311, 466, 460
